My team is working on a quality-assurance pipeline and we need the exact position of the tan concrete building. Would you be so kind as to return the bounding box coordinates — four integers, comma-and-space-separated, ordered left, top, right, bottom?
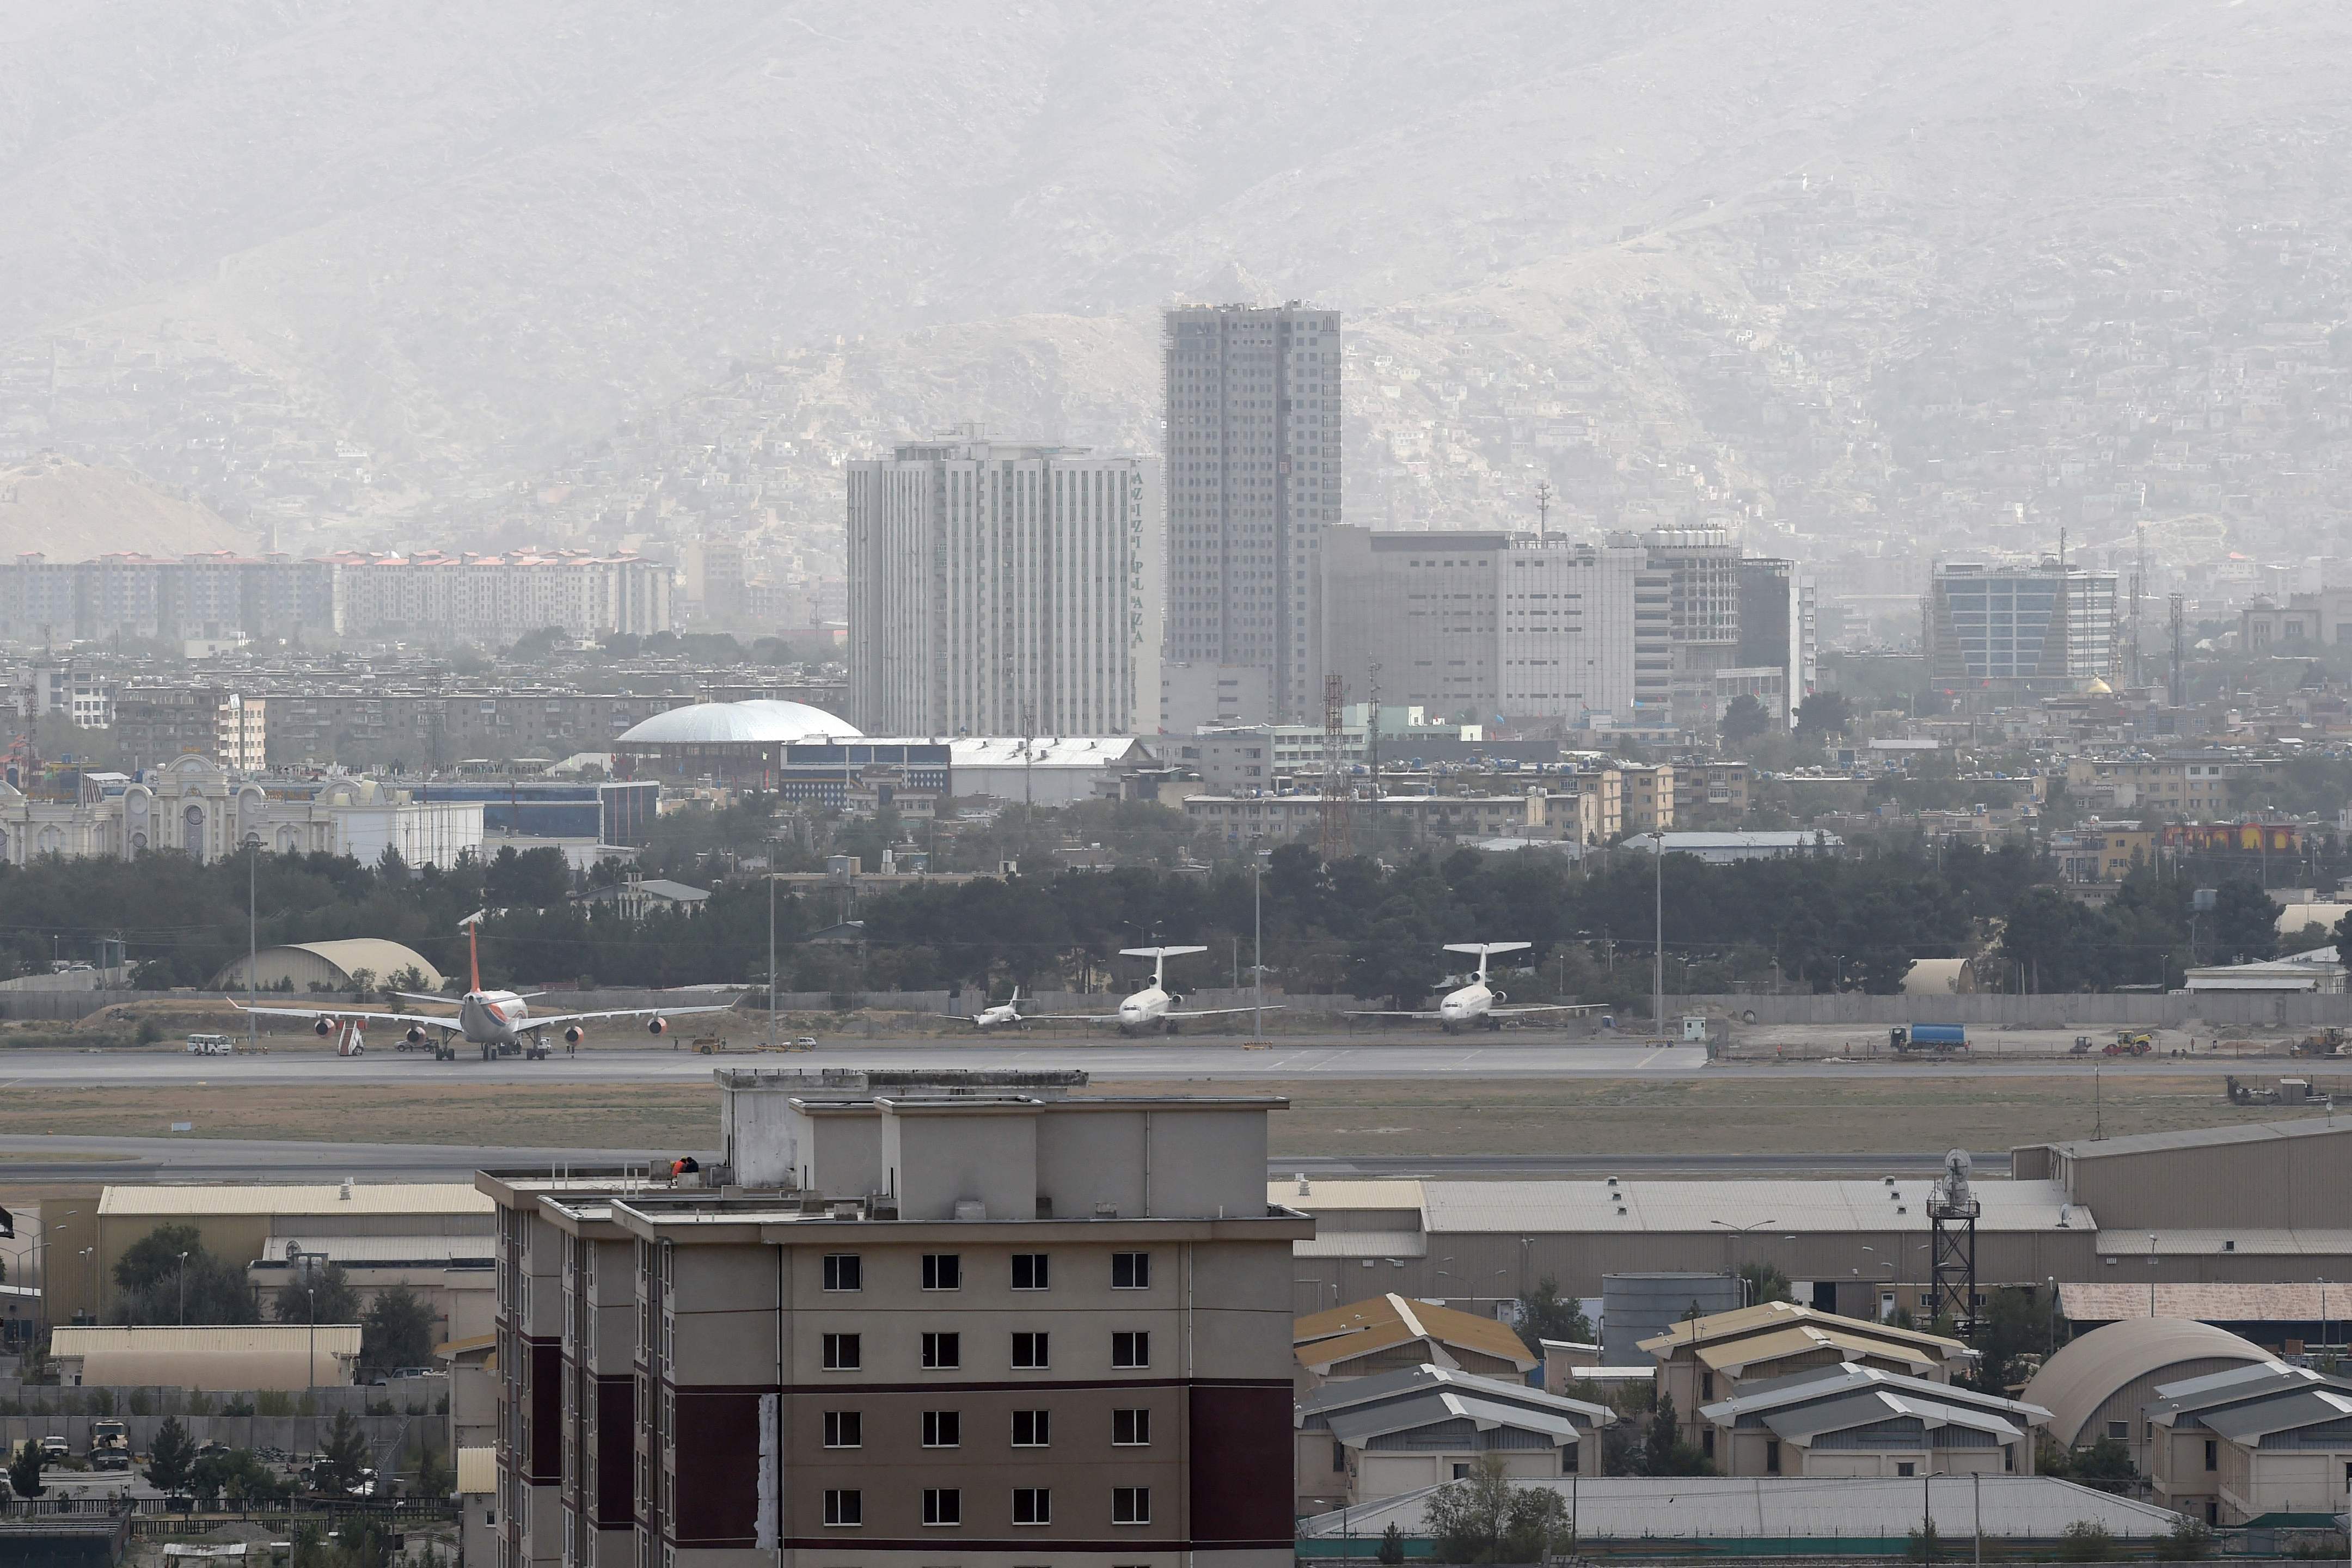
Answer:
481, 1090, 1308, 1568
1293, 1364, 1612, 1512
1640, 1302, 1974, 1456
50, 1324, 361, 1390
1696, 1362, 2049, 1479
2146, 1361, 2352, 1527
1620, 763, 1674, 832
2022, 1318, 2269, 1478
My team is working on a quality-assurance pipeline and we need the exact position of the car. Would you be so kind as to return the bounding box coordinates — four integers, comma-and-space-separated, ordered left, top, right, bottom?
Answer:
389, 1366, 436, 1381
39, 1435, 69, 1459
792, 1037, 817, 1048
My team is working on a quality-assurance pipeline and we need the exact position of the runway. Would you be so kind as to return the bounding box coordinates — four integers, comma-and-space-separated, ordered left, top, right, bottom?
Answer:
0, 1038, 2281, 1085
0, 1039, 1712, 1085
0, 1135, 2011, 1185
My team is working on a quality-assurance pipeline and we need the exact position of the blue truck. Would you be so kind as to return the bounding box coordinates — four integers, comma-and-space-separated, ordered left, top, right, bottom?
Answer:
1889, 1023, 1967, 1053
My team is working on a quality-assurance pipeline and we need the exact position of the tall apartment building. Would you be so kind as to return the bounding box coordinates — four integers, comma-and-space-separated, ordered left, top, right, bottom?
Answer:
1322, 529, 1668, 726
112, 684, 262, 770
846, 437, 1160, 737
0, 553, 340, 644
480, 1079, 1304, 1568
1735, 558, 1818, 726
329, 550, 673, 641
1641, 527, 1740, 728
215, 693, 266, 773
1925, 558, 2119, 693
1161, 304, 1340, 729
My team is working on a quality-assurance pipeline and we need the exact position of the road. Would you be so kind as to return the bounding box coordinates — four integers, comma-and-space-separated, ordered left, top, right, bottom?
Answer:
0, 1039, 2283, 1085
0, 1135, 2006, 1185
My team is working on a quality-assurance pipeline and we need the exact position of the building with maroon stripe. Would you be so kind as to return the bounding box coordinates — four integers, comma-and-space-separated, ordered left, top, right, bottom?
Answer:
481, 1087, 1308, 1568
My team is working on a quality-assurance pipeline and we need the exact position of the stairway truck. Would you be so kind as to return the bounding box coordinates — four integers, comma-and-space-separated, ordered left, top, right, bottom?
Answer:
1890, 1023, 1967, 1052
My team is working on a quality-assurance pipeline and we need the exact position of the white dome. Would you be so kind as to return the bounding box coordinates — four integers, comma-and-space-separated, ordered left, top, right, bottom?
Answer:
616, 700, 861, 745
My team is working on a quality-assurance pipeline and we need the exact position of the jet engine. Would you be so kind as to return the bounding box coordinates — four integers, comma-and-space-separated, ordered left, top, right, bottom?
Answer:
1166, 993, 1184, 1008
1491, 989, 1509, 1004
406, 1025, 428, 1045
646, 1016, 667, 1036
314, 1017, 335, 1037
565, 1026, 585, 1045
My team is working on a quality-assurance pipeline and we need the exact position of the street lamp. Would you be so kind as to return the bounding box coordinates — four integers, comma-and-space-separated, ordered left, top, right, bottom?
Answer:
1710, 1218, 1779, 1304
1650, 829, 1666, 1032
307, 1286, 316, 1390
176, 1251, 189, 1325
1252, 850, 1266, 1042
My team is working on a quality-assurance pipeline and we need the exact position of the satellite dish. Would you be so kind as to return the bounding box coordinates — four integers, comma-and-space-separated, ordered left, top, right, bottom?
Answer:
1945, 1149, 1972, 1180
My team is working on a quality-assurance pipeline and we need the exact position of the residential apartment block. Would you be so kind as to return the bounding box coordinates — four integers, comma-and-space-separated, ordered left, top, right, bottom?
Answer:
480, 1082, 1306, 1568
328, 550, 673, 641
1161, 304, 1339, 728
847, 437, 1160, 737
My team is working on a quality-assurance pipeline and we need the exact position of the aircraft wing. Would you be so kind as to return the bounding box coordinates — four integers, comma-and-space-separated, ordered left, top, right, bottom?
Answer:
529, 1001, 744, 1030
1489, 1003, 1605, 1017
227, 999, 462, 1033
1340, 1008, 1442, 1019
1166, 1004, 1285, 1020
391, 990, 460, 1007
1021, 1009, 1126, 1022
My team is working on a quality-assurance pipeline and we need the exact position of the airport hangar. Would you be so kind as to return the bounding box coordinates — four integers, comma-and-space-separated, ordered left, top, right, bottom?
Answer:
1281, 1119, 2352, 1328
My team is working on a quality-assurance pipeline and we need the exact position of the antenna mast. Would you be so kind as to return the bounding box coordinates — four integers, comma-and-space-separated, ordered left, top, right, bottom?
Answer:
2168, 593, 2186, 709
1318, 673, 1351, 861
1534, 482, 1553, 541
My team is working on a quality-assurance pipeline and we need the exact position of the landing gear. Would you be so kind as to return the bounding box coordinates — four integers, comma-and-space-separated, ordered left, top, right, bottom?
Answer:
481, 1041, 496, 1062
1166, 1021, 1181, 1036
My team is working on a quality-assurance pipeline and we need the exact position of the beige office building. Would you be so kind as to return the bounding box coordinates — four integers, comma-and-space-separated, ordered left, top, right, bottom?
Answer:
481, 1087, 1307, 1568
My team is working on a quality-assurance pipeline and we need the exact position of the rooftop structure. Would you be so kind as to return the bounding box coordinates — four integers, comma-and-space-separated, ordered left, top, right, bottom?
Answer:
1293, 1292, 1538, 1385
2023, 1318, 2269, 1470
1294, 1363, 1610, 1511
1696, 1360, 2051, 1478
48, 1324, 362, 1391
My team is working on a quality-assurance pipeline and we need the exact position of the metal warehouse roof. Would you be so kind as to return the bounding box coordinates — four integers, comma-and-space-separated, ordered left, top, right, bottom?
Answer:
248, 1235, 498, 1267
2098, 1228, 2352, 1258
2062, 1282, 2352, 1323
1423, 1178, 2079, 1235
1267, 1179, 1425, 1211
100, 1183, 494, 1217
1297, 1476, 2186, 1541
2041, 1116, 2351, 1160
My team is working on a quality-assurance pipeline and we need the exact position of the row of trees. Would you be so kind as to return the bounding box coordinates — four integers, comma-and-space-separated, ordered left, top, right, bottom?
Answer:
112, 1225, 436, 1374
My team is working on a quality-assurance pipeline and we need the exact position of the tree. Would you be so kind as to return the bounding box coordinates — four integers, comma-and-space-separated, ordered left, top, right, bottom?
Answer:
1907, 1517, 1941, 1565
2210, 878, 2282, 962
1421, 1454, 1571, 1564
320, 1410, 372, 1492
1737, 1261, 1794, 1307
8, 1440, 43, 1498
1969, 1284, 2062, 1395
1720, 694, 1771, 748
2059, 1520, 2117, 1561
2066, 1436, 2137, 1494
273, 1262, 359, 1326
1377, 1522, 1407, 1566
360, 1284, 437, 1376
1794, 691, 1854, 738
413, 1437, 455, 1502
1514, 1276, 1592, 1355
112, 1224, 255, 1327
146, 1415, 194, 1493
2159, 1516, 2214, 1561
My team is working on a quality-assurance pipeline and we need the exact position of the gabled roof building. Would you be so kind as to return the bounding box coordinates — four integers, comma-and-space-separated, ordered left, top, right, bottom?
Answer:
1696, 1361, 2050, 1479
1293, 1363, 1612, 1512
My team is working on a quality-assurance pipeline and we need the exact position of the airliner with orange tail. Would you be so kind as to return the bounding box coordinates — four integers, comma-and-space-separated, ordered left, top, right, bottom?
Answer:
230, 910, 740, 1061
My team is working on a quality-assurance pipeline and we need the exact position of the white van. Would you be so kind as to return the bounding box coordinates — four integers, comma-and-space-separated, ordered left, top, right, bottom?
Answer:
186, 1033, 234, 1055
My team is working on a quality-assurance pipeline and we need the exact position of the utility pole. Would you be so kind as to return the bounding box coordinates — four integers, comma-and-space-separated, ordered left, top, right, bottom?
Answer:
248, 848, 258, 1053
1651, 829, 1666, 1034
1365, 663, 1382, 802
767, 871, 777, 1050
2169, 593, 2186, 709
1253, 852, 1265, 1042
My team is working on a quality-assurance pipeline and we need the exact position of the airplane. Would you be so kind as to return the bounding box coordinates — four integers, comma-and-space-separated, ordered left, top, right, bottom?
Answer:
970, 988, 1030, 1031
1343, 941, 1601, 1033
230, 910, 740, 1061
1033, 946, 1281, 1037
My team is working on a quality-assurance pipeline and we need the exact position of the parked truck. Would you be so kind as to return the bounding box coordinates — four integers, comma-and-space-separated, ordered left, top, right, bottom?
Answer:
1889, 1024, 1968, 1053
89, 1419, 130, 1471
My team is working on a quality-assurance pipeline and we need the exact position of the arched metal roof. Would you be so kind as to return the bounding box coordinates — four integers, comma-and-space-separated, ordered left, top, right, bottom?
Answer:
209, 939, 445, 991
2023, 1318, 2269, 1447
615, 700, 861, 746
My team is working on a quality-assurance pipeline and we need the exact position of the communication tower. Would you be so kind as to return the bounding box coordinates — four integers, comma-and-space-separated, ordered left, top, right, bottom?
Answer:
1927, 1148, 1981, 1329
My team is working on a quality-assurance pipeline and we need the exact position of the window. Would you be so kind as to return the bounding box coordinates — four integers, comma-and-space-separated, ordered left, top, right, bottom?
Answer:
1012, 1489, 1051, 1526
2204, 1440, 2218, 1472
1765, 1440, 1780, 1475
1012, 1253, 1050, 1291
823, 1490, 861, 1527
923, 1411, 961, 1448
1112, 1252, 1152, 1289
1701, 1429, 1714, 1460
922, 1489, 961, 1527
822, 1333, 860, 1370
1331, 1438, 1345, 1473
1451, 1462, 1470, 1480
2106, 1420, 2129, 1441
1700, 1371, 1714, 1400
1896, 1461, 1916, 1478
1012, 1409, 1050, 1447
922, 1332, 961, 1369
922, 1254, 962, 1291
1113, 1408, 1150, 1445
1012, 1332, 1050, 1368
1112, 1487, 1150, 1526
822, 1411, 861, 1448
1112, 1331, 1150, 1369
822, 1254, 861, 1292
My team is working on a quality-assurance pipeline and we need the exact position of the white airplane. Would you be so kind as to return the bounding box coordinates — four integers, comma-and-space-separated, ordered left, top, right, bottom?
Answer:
1034, 946, 1279, 1036
970, 988, 1029, 1031
231, 911, 740, 1061
1344, 941, 1601, 1033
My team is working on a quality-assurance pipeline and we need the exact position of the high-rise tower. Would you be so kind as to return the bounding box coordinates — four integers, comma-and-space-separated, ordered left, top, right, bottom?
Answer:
1160, 303, 1339, 728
